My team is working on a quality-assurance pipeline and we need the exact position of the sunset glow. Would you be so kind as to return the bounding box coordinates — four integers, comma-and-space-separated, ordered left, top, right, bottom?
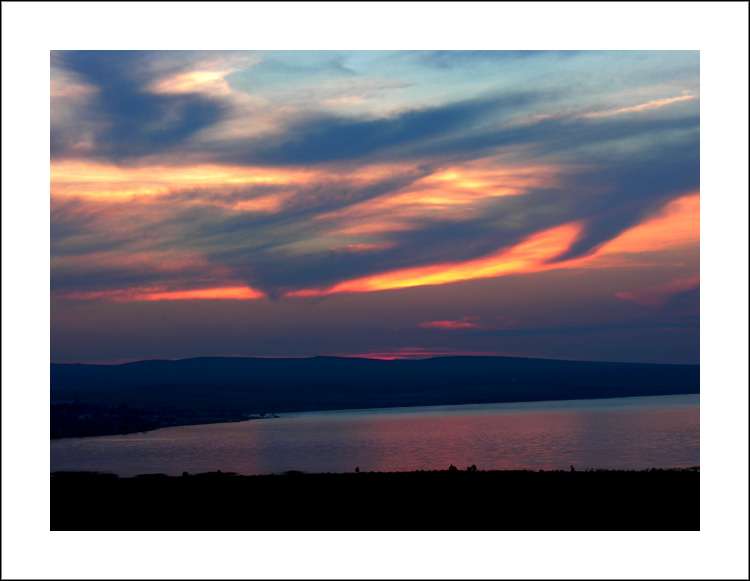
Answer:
50, 161, 320, 200
596, 193, 700, 255
50, 49, 700, 364
59, 286, 265, 302
288, 223, 584, 297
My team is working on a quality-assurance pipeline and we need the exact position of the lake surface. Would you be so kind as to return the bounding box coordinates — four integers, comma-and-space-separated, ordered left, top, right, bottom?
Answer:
50, 394, 699, 477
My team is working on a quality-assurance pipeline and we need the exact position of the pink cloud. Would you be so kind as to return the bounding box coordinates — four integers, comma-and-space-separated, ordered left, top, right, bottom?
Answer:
615, 276, 700, 307
419, 316, 480, 330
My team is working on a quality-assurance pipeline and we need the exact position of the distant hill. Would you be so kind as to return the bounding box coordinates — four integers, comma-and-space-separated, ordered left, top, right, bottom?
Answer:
50, 356, 699, 414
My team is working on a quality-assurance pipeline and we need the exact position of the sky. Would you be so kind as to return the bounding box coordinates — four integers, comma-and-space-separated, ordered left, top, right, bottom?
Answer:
49, 49, 701, 364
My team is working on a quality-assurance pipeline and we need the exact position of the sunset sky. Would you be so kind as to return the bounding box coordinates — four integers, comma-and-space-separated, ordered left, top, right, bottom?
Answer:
50, 50, 700, 364
1, 3, 746, 578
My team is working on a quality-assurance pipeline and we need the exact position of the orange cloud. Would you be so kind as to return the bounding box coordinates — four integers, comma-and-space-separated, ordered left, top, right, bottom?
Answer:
423, 162, 563, 192
50, 161, 320, 201
596, 193, 700, 255
148, 70, 236, 96
319, 161, 565, 233
288, 222, 583, 297
58, 286, 265, 302
57, 189, 698, 303
288, 192, 699, 298
135, 287, 265, 301
49, 160, 428, 217
145, 53, 260, 98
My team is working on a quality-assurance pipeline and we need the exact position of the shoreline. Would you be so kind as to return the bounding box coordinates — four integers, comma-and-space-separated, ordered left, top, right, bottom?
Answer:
50, 392, 698, 440
49, 415, 276, 440
51, 466, 700, 479
50, 404, 281, 440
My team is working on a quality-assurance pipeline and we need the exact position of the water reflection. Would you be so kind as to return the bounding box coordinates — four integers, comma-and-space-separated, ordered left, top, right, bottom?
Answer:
51, 395, 699, 477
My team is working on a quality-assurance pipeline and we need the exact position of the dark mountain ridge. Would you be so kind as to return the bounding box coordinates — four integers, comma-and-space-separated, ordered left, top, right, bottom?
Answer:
51, 355, 699, 414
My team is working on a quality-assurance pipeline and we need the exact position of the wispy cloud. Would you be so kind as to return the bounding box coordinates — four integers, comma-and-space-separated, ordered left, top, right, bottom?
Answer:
46, 49, 702, 367
584, 93, 697, 118
56, 285, 265, 302
419, 317, 480, 330
50, 50, 699, 307
615, 277, 700, 307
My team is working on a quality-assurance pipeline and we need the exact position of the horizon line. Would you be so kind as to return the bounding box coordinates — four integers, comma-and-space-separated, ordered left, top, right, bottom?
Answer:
50, 353, 700, 366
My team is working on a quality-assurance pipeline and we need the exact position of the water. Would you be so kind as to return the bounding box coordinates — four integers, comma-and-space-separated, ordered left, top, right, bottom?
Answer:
50, 394, 699, 477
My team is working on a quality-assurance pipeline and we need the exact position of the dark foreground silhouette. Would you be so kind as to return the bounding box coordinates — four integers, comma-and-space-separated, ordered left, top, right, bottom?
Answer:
51, 467, 699, 531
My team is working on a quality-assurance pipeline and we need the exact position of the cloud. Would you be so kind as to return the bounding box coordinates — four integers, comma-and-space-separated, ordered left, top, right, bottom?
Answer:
419, 317, 480, 330
50, 153, 699, 300
52, 51, 231, 160
541, 141, 699, 262
467, 321, 699, 338
584, 93, 697, 118
50, 51, 700, 304
595, 193, 699, 255
236, 93, 541, 166
57, 285, 264, 302
417, 50, 571, 68
285, 223, 583, 297
615, 277, 700, 307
